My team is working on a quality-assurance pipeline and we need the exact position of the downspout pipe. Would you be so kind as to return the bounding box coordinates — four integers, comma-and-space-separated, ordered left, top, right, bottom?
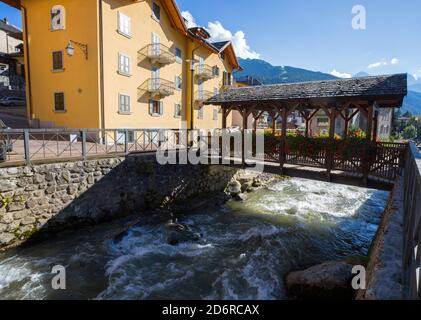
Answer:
20, 4, 33, 126
98, 0, 105, 130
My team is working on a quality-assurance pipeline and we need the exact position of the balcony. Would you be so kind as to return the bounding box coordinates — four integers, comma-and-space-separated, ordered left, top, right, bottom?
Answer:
195, 90, 214, 104
195, 64, 218, 80
138, 78, 175, 99
138, 44, 176, 66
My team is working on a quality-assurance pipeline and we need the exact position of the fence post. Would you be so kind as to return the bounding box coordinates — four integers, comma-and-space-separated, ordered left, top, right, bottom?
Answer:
81, 130, 87, 160
23, 129, 30, 165
125, 129, 129, 155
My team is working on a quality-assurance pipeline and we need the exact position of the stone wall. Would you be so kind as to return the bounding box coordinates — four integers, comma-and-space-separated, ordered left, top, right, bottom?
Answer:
0, 154, 239, 250
357, 176, 404, 300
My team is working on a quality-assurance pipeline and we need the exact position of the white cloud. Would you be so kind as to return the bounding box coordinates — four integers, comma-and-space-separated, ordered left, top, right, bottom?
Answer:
181, 11, 197, 29
181, 11, 260, 60
368, 58, 399, 69
330, 69, 352, 79
368, 60, 388, 69
414, 74, 418, 80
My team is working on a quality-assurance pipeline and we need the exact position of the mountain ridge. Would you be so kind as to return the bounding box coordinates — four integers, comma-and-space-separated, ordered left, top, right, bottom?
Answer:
235, 58, 421, 115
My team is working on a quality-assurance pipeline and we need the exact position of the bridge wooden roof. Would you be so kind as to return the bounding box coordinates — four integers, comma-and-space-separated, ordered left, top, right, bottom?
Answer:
206, 74, 407, 108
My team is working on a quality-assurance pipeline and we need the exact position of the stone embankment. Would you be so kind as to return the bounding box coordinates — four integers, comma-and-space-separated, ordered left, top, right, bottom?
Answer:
0, 154, 278, 251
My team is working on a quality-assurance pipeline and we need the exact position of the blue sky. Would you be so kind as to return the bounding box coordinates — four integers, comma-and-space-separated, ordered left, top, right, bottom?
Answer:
1, 0, 420, 78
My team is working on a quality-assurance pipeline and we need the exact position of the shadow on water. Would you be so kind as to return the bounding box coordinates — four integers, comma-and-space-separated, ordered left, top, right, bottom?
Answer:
0, 176, 389, 300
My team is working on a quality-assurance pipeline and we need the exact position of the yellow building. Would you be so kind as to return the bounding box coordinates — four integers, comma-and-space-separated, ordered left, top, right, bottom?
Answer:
3, 0, 240, 130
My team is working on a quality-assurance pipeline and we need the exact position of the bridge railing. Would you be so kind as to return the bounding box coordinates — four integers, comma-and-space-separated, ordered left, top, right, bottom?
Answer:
263, 139, 407, 183
0, 128, 193, 165
403, 142, 421, 299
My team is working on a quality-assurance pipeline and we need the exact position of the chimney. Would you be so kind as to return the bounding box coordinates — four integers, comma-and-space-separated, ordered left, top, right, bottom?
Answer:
3, 18, 9, 25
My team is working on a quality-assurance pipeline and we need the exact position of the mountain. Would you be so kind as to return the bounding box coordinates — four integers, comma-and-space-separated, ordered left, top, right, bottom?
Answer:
353, 71, 370, 78
402, 91, 421, 115
236, 58, 337, 84
236, 58, 421, 115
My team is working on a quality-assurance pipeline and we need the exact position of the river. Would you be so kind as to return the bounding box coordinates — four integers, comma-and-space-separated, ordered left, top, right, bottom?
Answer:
0, 177, 389, 300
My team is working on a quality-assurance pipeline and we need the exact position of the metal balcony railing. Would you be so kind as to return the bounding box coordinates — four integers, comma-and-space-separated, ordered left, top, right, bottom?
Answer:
195, 64, 218, 80
138, 43, 176, 65
138, 78, 175, 99
195, 90, 214, 103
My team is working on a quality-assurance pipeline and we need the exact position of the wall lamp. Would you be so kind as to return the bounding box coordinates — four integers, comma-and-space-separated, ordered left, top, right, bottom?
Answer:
66, 40, 88, 60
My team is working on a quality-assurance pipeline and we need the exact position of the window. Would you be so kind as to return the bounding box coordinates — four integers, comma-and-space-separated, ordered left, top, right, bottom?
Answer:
175, 75, 182, 90
212, 66, 220, 77
174, 103, 182, 118
149, 99, 163, 117
117, 131, 135, 144
213, 109, 218, 121
198, 106, 204, 120
175, 48, 182, 63
152, 2, 161, 22
118, 12, 131, 37
223, 72, 232, 86
118, 53, 131, 75
317, 117, 329, 126
119, 94, 131, 113
54, 92, 65, 111
52, 51, 63, 71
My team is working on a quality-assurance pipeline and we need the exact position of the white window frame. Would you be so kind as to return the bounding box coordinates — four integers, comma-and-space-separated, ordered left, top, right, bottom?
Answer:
149, 99, 163, 117
198, 106, 204, 120
174, 103, 182, 118
118, 53, 131, 76
117, 12, 131, 38
118, 93, 131, 114
213, 109, 218, 121
175, 47, 182, 63
175, 75, 182, 91
152, 2, 161, 22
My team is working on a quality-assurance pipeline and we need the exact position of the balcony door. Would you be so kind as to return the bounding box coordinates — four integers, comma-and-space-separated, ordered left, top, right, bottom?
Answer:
198, 79, 204, 100
152, 67, 160, 90
152, 33, 161, 56
198, 56, 205, 74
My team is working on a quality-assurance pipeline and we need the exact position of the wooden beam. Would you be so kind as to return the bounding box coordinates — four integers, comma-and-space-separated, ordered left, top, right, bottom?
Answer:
280, 108, 288, 171
242, 108, 248, 165
366, 103, 374, 141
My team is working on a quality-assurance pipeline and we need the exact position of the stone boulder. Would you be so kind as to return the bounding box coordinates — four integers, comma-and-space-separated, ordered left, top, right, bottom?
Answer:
234, 193, 248, 202
166, 222, 201, 246
285, 261, 355, 300
227, 180, 242, 196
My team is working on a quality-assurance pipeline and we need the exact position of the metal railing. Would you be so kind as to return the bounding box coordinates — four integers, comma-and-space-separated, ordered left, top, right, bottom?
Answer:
195, 64, 217, 80
138, 78, 175, 99
138, 43, 176, 65
403, 142, 421, 299
0, 128, 194, 165
195, 90, 214, 103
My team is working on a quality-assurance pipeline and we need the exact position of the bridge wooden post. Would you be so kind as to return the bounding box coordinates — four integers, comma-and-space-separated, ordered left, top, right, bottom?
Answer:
242, 107, 248, 165
326, 105, 336, 180
279, 107, 288, 173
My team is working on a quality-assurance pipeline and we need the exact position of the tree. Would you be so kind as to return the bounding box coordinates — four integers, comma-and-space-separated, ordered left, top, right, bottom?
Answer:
402, 125, 418, 140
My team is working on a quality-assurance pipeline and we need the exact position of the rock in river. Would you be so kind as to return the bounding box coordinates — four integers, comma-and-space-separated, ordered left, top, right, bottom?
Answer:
286, 261, 355, 300
166, 222, 201, 246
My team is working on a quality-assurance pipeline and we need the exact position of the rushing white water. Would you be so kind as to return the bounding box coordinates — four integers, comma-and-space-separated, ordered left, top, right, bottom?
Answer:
0, 178, 389, 300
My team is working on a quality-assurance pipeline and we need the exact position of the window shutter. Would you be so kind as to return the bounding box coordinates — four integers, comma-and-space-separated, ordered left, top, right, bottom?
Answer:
159, 101, 163, 115
149, 99, 154, 115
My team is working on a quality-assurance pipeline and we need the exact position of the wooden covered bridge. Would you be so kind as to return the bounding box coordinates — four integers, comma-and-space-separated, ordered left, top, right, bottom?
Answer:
205, 74, 408, 189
